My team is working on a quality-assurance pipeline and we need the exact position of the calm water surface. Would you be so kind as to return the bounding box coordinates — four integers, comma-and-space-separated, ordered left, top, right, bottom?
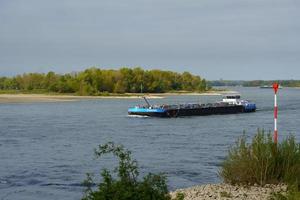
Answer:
0, 87, 300, 200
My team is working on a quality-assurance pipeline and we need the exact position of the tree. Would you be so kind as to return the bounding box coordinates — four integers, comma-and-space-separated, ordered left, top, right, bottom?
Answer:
0, 67, 208, 95
82, 142, 171, 200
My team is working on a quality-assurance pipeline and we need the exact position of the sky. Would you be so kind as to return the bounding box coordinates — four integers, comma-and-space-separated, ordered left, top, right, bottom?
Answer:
0, 0, 299, 80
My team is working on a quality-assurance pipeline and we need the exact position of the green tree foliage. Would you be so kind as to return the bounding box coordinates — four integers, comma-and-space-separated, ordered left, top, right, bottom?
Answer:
0, 67, 208, 95
220, 130, 300, 188
82, 142, 171, 200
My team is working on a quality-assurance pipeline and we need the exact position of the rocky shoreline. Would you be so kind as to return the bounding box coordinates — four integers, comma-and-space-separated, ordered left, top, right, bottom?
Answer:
170, 183, 287, 200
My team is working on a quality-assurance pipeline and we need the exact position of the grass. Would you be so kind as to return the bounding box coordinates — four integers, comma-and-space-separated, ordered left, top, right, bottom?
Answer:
174, 193, 185, 200
271, 190, 300, 200
220, 129, 300, 188
220, 129, 300, 199
220, 191, 233, 198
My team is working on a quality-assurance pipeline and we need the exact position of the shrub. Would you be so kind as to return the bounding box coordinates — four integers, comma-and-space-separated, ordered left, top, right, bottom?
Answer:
82, 142, 171, 200
220, 191, 233, 198
219, 129, 300, 188
174, 193, 184, 200
271, 191, 300, 200
271, 185, 300, 200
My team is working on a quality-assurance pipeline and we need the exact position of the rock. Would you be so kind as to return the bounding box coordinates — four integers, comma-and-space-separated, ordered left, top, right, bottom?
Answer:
170, 183, 287, 200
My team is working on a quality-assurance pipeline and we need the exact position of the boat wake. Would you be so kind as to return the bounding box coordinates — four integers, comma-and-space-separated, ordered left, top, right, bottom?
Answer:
127, 115, 149, 118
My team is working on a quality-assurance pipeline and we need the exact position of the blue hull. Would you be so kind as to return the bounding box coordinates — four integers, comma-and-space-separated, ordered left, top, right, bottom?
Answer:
128, 104, 256, 118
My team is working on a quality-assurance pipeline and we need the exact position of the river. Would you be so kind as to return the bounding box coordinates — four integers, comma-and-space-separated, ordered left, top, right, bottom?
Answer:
0, 87, 299, 200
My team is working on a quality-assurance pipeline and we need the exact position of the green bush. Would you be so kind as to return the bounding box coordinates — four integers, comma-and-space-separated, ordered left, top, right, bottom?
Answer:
271, 191, 300, 200
174, 193, 184, 200
219, 129, 300, 187
271, 184, 300, 200
82, 142, 171, 200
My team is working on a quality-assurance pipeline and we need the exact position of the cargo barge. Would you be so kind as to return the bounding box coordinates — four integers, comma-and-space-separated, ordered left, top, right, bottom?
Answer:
128, 95, 256, 117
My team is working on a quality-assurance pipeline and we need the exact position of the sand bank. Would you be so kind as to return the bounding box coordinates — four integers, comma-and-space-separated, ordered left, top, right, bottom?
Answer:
0, 91, 238, 103
0, 94, 163, 103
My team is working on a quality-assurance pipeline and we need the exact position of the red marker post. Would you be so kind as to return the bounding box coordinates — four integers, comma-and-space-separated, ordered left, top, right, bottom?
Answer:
273, 83, 279, 143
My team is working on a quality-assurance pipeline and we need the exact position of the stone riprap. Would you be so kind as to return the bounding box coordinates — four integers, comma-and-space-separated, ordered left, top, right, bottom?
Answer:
170, 183, 287, 200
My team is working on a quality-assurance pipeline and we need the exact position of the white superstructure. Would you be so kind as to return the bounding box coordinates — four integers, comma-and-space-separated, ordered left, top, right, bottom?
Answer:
222, 95, 244, 105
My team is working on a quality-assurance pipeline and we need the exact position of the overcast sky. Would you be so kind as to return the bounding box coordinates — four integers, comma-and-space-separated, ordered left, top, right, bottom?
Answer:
0, 0, 299, 80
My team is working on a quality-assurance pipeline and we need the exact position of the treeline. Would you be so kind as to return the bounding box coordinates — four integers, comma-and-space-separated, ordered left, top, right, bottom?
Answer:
208, 80, 244, 87
242, 80, 300, 87
209, 80, 300, 87
0, 67, 208, 95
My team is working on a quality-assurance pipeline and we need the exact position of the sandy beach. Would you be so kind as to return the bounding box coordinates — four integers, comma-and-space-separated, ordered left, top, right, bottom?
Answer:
0, 91, 235, 103
0, 94, 164, 103
145, 92, 224, 96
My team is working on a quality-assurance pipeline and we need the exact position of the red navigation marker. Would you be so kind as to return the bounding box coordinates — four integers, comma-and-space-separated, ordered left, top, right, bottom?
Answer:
273, 83, 279, 94
273, 83, 279, 143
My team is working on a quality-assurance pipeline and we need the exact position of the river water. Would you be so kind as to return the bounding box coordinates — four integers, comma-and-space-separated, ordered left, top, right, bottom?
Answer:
0, 87, 299, 200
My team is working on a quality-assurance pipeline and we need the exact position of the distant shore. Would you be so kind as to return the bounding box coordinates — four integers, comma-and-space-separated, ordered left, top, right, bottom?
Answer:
0, 91, 235, 103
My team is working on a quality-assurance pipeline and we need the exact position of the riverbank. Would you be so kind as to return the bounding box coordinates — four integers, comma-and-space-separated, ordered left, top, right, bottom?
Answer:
0, 94, 163, 103
0, 91, 233, 103
170, 183, 287, 200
